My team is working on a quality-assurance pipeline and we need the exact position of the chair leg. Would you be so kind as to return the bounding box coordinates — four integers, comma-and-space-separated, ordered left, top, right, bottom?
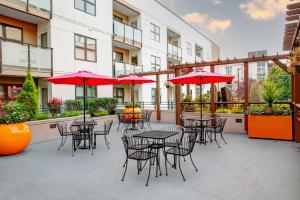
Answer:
104, 136, 110, 149
57, 136, 64, 151
178, 156, 186, 181
190, 154, 198, 172
121, 158, 128, 181
72, 138, 74, 157
165, 153, 168, 176
220, 132, 227, 144
145, 158, 152, 186
214, 132, 220, 148
93, 135, 97, 149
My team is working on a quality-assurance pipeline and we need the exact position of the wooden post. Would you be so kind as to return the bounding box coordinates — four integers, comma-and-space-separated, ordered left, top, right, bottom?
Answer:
156, 74, 161, 121
294, 72, 300, 143
210, 65, 216, 114
244, 62, 249, 110
175, 68, 182, 125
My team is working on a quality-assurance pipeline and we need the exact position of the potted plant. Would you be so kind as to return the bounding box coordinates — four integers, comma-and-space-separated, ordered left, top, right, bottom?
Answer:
247, 80, 292, 140
0, 97, 32, 155
123, 102, 142, 122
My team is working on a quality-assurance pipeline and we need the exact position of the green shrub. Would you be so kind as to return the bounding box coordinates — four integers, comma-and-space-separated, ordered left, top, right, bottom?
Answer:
87, 99, 99, 114
248, 104, 291, 116
60, 111, 81, 118
91, 110, 109, 117
64, 99, 82, 111
18, 72, 39, 119
116, 110, 124, 115
31, 113, 50, 121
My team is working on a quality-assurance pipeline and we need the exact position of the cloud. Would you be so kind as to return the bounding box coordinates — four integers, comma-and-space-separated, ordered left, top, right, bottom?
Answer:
183, 12, 231, 34
212, 0, 222, 5
240, 0, 289, 21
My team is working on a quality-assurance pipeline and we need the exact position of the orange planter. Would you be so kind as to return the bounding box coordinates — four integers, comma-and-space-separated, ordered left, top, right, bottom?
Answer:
0, 123, 32, 156
123, 108, 142, 122
248, 115, 292, 140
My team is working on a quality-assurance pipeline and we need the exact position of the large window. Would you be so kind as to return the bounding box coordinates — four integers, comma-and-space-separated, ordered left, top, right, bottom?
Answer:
225, 66, 232, 75
150, 23, 160, 42
75, 86, 97, 99
0, 24, 22, 42
151, 55, 161, 71
74, 34, 97, 62
186, 42, 192, 56
75, 0, 96, 16
113, 88, 124, 104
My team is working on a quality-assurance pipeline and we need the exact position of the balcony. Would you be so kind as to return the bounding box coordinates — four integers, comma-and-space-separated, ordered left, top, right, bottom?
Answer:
167, 44, 182, 61
0, 40, 53, 77
113, 20, 142, 49
0, 0, 52, 20
113, 60, 143, 77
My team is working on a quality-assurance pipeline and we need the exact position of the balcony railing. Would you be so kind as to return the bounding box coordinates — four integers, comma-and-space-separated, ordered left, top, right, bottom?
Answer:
0, 0, 52, 19
113, 61, 143, 77
0, 39, 53, 75
113, 20, 142, 48
167, 44, 182, 61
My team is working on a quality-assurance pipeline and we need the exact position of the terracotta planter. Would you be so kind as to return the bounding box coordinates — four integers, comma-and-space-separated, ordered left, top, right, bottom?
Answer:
0, 122, 32, 156
123, 108, 142, 122
248, 115, 292, 140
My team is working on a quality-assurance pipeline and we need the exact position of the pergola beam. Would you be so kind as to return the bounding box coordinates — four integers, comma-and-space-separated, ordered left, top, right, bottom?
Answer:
287, 2, 300, 10
171, 55, 288, 69
287, 8, 300, 16
272, 60, 288, 73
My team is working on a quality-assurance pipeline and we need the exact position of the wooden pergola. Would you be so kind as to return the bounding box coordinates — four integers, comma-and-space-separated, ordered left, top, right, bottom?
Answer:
125, 53, 300, 140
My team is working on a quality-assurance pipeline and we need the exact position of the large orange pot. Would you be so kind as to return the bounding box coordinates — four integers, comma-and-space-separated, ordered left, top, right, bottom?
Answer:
123, 107, 142, 122
0, 122, 32, 156
248, 115, 292, 140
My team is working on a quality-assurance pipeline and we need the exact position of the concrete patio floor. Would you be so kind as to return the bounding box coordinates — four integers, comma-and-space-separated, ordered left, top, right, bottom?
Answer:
1, 122, 300, 200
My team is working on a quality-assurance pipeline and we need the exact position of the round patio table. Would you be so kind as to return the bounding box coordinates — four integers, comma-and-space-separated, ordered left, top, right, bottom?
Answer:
183, 117, 215, 145
71, 120, 97, 149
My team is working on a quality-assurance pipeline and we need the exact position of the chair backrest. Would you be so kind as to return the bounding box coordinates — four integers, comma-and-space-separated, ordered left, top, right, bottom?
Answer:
161, 125, 184, 134
122, 128, 141, 137
122, 136, 151, 156
104, 120, 113, 134
181, 134, 197, 153
141, 110, 148, 120
219, 118, 227, 132
56, 121, 68, 136
147, 111, 152, 121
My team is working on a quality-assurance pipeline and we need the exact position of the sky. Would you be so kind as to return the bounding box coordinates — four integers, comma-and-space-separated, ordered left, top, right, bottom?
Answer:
158, 0, 289, 59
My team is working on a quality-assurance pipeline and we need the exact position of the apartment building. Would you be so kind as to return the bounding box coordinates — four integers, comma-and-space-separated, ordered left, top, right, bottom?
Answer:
0, 0, 219, 110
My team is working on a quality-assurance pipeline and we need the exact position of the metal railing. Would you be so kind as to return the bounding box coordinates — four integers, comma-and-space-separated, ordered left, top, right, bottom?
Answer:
117, 101, 176, 111
0, 39, 53, 74
1, 0, 52, 18
113, 20, 142, 47
167, 43, 182, 61
113, 60, 143, 76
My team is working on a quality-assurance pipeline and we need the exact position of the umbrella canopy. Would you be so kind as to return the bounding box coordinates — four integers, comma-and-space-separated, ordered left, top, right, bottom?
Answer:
116, 74, 155, 85
45, 70, 116, 86
168, 70, 234, 85
168, 69, 234, 118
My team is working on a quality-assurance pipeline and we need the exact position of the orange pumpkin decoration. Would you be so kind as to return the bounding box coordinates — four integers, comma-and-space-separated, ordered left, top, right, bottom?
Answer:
0, 122, 32, 156
123, 108, 142, 123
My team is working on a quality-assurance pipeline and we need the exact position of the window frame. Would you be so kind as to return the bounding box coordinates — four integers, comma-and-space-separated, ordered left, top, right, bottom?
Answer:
151, 55, 161, 71
150, 23, 160, 42
74, 33, 97, 62
75, 86, 97, 100
0, 23, 23, 43
74, 0, 96, 16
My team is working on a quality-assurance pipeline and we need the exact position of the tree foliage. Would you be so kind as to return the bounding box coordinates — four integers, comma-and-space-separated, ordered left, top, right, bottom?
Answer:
268, 65, 291, 100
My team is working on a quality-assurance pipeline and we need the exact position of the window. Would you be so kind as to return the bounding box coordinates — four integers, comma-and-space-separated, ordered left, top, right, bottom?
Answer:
257, 62, 266, 80
151, 88, 156, 104
225, 66, 232, 75
113, 88, 124, 104
0, 24, 22, 42
74, 34, 97, 62
75, 86, 97, 99
113, 15, 123, 22
150, 23, 160, 42
113, 51, 123, 62
41, 33, 48, 48
186, 42, 192, 56
151, 55, 161, 71
75, 0, 96, 16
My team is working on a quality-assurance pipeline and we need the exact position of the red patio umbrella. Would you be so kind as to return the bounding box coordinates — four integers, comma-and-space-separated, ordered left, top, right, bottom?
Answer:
46, 70, 116, 123
168, 70, 234, 118
116, 75, 155, 118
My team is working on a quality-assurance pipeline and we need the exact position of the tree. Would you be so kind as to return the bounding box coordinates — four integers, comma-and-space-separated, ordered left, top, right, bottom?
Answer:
18, 73, 39, 118
268, 65, 291, 100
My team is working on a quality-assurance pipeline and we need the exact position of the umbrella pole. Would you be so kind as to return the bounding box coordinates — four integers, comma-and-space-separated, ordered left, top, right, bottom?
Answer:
132, 84, 135, 128
200, 79, 203, 119
83, 78, 86, 125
